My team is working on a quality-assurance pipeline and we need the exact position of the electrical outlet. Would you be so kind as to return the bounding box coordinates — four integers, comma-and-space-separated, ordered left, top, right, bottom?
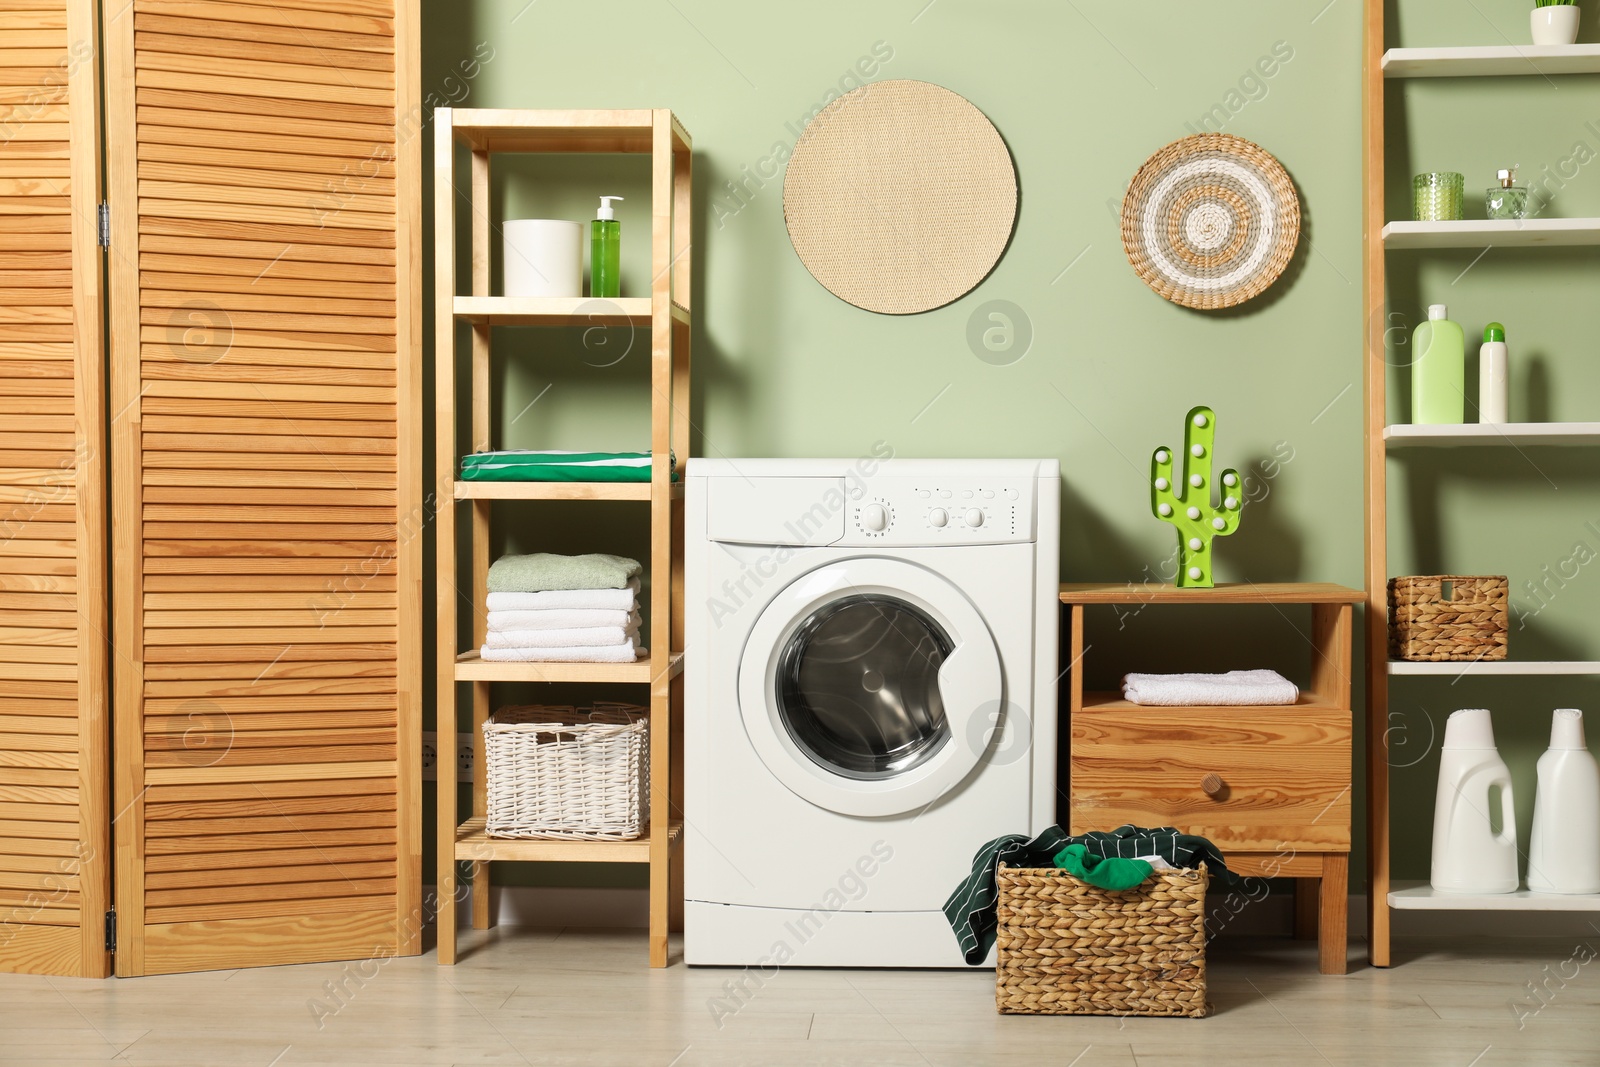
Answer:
421, 732, 474, 781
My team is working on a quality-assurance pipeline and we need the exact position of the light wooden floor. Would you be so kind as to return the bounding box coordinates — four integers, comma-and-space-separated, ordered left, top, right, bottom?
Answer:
4, 929, 1597, 1065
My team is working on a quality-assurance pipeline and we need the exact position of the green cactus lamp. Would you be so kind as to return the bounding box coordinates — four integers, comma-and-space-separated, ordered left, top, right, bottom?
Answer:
1151, 405, 1242, 588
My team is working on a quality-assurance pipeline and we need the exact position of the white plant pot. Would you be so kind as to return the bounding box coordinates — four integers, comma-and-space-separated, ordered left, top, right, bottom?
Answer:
1531, 5, 1581, 46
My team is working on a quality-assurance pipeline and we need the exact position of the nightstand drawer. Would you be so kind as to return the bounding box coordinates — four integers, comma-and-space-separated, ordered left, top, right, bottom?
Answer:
1070, 705, 1351, 852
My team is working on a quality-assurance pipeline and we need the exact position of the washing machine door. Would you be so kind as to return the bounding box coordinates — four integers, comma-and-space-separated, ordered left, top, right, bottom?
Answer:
738, 557, 1004, 817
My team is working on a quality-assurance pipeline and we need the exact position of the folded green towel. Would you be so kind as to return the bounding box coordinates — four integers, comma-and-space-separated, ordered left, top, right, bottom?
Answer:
460, 450, 675, 483
487, 552, 642, 593
1052, 843, 1154, 891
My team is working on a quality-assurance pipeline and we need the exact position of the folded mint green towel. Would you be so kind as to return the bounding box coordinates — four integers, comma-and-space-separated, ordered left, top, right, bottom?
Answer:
487, 552, 642, 594
460, 450, 676, 483
1052, 843, 1153, 891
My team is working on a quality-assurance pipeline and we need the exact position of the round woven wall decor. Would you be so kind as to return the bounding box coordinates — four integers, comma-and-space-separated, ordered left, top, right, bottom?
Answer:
783, 80, 1017, 315
1120, 134, 1300, 310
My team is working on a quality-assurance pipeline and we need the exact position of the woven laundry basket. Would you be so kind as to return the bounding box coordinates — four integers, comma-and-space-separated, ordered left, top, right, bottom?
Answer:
995, 863, 1210, 1017
484, 703, 648, 840
1388, 575, 1508, 662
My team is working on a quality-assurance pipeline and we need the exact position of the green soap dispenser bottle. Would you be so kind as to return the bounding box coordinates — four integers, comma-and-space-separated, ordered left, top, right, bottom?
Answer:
590, 195, 622, 299
1411, 303, 1465, 424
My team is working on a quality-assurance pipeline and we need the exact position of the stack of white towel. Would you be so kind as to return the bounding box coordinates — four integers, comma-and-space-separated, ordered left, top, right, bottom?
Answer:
480, 552, 646, 663
480, 579, 644, 663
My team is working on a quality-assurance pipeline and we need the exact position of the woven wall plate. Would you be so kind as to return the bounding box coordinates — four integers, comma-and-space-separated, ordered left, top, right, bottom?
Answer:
1121, 134, 1300, 310
783, 79, 1017, 315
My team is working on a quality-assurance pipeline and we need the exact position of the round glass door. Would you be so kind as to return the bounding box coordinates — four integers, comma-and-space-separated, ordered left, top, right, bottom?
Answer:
775, 595, 953, 780
737, 556, 1003, 817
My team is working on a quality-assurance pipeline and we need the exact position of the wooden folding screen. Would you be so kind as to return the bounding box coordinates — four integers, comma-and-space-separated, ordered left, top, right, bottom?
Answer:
0, 0, 111, 979
104, 0, 420, 975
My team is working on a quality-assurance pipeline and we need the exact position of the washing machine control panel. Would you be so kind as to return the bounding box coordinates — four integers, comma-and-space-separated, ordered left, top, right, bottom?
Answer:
845, 476, 1034, 545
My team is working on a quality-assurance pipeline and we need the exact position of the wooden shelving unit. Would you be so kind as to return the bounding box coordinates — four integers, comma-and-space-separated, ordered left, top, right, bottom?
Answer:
1060, 582, 1363, 975
1363, 4, 1600, 954
432, 108, 691, 967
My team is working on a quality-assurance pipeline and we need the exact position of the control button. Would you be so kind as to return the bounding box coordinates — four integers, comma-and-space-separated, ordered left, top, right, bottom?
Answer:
965, 508, 985, 527
862, 503, 889, 532
980, 489, 995, 499
938, 489, 952, 499
849, 487, 863, 500
917, 489, 931, 498
928, 508, 949, 528
961, 489, 973, 499
1004, 488, 1019, 500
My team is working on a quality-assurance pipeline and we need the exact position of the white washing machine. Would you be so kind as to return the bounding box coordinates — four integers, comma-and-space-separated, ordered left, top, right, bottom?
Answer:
685, 457, 1059, 968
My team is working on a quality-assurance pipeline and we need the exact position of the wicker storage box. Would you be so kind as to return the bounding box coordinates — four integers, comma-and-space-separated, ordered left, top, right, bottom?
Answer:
995, 863, 1209, 1017
484, 703, 648, 840
1388, 575, 1508, 662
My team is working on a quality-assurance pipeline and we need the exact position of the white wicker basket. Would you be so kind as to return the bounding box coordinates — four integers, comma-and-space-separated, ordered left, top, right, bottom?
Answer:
483, 703, 649, 840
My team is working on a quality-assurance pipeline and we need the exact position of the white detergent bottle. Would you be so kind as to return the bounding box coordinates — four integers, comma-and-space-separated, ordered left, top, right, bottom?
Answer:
1527, 708, 1600, 894
1431, 708, 1519, 894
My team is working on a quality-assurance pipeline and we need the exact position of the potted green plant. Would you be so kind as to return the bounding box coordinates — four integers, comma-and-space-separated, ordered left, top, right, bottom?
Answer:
1532, 0, 1581, 46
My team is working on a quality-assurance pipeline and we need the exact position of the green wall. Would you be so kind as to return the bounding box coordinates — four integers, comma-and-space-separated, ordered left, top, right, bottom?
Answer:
1383, 0, 1600, 883
414, 0, 1469, 895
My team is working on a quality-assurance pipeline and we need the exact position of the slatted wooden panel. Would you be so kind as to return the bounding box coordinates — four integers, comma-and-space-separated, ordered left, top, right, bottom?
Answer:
106, 0, 420, 976
0, 0, 110, 979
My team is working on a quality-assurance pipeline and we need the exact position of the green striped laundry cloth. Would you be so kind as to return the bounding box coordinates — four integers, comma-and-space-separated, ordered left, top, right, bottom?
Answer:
458, 450, 676, 483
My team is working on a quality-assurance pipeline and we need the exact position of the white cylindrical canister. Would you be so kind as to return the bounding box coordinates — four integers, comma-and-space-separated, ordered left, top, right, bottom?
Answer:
503, 219, 583, 298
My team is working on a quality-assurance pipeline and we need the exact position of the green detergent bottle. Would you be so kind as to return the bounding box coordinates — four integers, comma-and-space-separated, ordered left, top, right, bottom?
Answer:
1411, 303, 1464, 424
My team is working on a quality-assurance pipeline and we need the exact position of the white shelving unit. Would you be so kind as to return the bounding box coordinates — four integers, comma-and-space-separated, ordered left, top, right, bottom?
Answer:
1389, 883, 1600, 911
1383, 218, 1600, 248
1382, 44, 1600, 78
1385, 423, 1600, 447
1388, 661, 1600, 677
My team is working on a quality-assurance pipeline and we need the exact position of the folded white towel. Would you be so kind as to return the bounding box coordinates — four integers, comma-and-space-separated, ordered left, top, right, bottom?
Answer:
487, 609, 639, 633
479, 642, 645, 663
485, 580, 640, 612
1121, 670, 1299, 707
483, 623, 638, 649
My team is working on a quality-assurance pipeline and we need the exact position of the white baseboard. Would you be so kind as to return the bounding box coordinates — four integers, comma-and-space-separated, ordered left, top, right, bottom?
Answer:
427, 886, 1600, 941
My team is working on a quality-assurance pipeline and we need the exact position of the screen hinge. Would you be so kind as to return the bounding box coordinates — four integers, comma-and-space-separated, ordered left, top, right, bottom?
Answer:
104, 907, 115, 951
96, 202, 109, 248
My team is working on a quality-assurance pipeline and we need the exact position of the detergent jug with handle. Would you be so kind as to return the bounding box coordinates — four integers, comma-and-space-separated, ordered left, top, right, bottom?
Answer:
1528, 708, 1600, 895
1431, 708, 1519, 894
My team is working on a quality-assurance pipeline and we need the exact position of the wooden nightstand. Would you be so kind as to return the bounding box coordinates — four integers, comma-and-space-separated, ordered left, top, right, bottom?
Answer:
1060, 582, 1363, 975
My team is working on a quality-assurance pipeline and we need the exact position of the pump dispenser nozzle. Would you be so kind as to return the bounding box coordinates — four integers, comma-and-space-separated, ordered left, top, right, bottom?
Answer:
597, 196, 624, 220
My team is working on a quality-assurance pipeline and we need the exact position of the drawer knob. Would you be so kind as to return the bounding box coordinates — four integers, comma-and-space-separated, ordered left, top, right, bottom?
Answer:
1201, 773, 1225, 797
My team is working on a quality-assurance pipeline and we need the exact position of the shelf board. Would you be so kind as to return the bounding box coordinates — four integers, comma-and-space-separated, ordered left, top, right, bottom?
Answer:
1383, 218, 1600, 249
1060, 582, 1364, 606
454, 649, 683, 684
451, 296, 689, 326
454, 479, 683, 501
1382, 44, 1600, 78
1386, 422, 1600, 447
450, 108, 658, 153
1080, 690, 1342, 714
1388, 660, 1600, 677
1389, 882, 1600, 911
455, 817, 683, 863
